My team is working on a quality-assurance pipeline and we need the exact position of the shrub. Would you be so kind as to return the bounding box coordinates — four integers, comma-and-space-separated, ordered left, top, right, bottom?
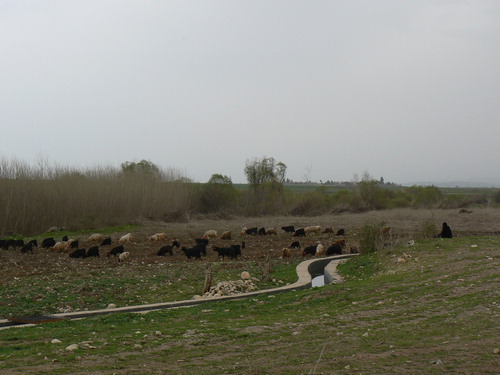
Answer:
420, 220, 438, 238
359, 223, 384, 253
289, 187, 332, 216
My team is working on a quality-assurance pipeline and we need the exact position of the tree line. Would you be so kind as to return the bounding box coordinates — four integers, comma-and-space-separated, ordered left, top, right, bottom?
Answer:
0, 156, 496, 236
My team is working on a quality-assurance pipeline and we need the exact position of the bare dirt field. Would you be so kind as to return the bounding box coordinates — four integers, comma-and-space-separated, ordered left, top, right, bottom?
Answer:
1, 208, 499, 374
2, 207, 499, 283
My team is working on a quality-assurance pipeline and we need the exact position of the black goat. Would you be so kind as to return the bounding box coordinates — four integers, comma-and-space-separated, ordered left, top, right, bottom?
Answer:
181, 246, 202, 259
157, 245, 173, 256
326, 244, 342, 255
107, 245, 124, 257
100, 237, 112, 246
293, 228, 306, 237
21, 242, 35, 253
42, 237, 56, 249
69, 248, 87, 258
86, 246, 100, 257
302, 245, 317, 257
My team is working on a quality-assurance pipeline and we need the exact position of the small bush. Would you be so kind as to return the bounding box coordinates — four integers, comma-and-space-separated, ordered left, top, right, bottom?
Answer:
359, 223, 384, 253
420, 220, 438, 238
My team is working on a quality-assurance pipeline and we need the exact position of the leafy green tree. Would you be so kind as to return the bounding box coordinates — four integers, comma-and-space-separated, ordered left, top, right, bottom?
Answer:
208, 174, 233, 185
198, 174, 237, 213
243, 157, 287, 214
244, 157, 287, 186
121, 160, 161, 176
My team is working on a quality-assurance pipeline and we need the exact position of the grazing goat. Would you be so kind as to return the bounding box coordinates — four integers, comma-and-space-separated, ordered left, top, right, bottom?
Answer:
157, 245, 173, 256
86, 246, 100, 258
148, 233, 167, 242
21, 242, 35, 254
68, 239, 79, 249
100, 237, 112, 246
118, 252, 130, 262
327, 239, 346, 255
181, 246, 202, 259
172, 239, 181, 248
326, 244, 343, 255
258, 227, 266, 235
213, 244, 241, 259
336, 228, 345, 236
302, 245, 317, 257
282, 247, 291, 258
281, 225, 295, 234
293, 228, 306, 237
69, 248, 87, 258
305, 226, 322, 234
107, 245, 125, 257
42, 237, 56, 249
119, 233, 133, 244
51, 241, 69, 252
290, 241, 301, 249
315, 243, 326, 257
322, 226, 334, 234
241, 227, 258, 236
27, 239, 38, 247
220, 231, 232, 240
202, 230, 218, 239
2, 239, 20, 250
87, 233, 104, 242
266, 228, 278, 235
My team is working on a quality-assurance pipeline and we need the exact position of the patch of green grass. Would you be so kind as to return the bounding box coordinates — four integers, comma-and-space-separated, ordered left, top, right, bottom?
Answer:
337, 252, 379, 280
1, 236, 499, 374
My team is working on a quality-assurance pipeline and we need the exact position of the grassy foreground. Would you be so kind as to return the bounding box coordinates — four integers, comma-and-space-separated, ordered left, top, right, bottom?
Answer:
1, 236, 498, 374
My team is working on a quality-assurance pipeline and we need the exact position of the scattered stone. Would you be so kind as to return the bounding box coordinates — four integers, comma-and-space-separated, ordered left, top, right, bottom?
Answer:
183, 329, 196, 338
51, 339, 62, 344
362, 332, 369, 337
80, 342, 96, 349
107, 303, 117, 309
241, 271, 251, 280
200, 278, 259, 298
65, 344, 79, 351
494, 348, 500, 355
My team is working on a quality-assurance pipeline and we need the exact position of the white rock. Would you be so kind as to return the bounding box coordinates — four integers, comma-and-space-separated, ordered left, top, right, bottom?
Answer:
51, 339, 62, 344
107, 303, 117, 309
241, 271, 251, 280
65, 344, 79, 351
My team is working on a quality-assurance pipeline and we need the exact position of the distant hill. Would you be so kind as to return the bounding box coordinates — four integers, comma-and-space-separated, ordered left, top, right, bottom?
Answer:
402, 181, 500, 188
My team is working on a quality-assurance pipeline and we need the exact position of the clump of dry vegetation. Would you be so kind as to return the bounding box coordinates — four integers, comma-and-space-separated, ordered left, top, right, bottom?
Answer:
1, 156, 498, 236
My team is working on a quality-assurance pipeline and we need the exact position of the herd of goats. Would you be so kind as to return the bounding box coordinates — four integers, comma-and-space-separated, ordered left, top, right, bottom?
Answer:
0, 224, 370, 263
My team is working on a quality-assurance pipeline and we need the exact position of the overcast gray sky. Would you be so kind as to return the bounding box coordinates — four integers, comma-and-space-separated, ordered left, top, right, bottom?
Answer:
1, 1, 499, 185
